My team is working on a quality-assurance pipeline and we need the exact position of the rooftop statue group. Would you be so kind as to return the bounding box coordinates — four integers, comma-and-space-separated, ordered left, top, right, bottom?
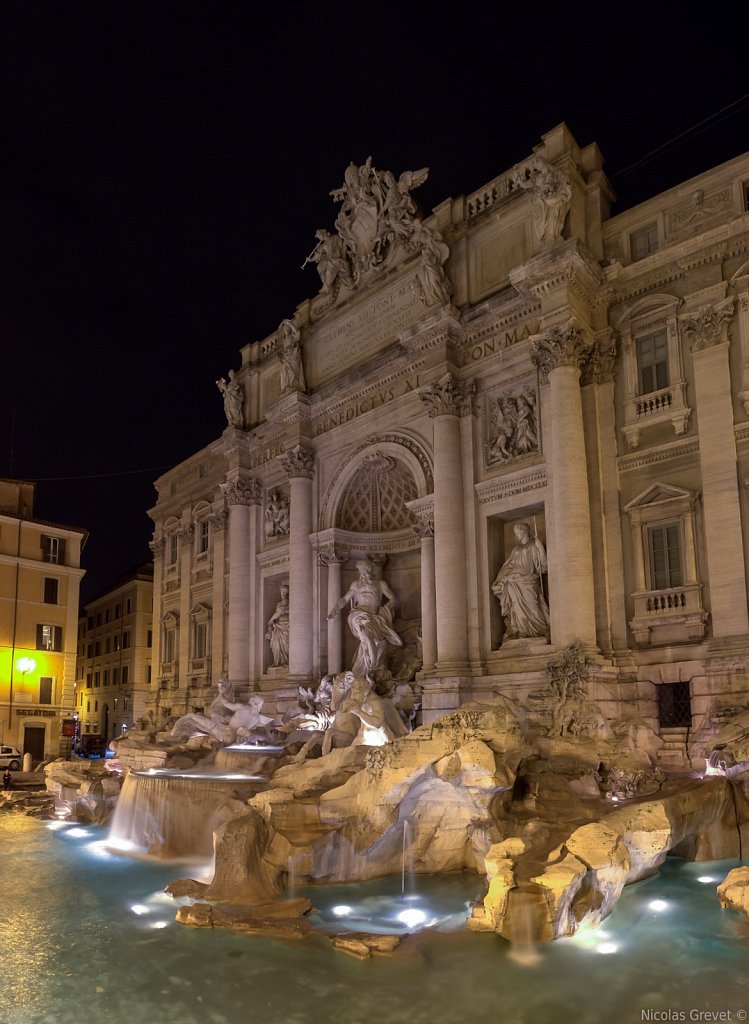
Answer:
303, 158, 451, 306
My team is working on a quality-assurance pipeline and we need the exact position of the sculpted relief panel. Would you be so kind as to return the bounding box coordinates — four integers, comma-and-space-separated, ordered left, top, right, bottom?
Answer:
483, 382, 540, 468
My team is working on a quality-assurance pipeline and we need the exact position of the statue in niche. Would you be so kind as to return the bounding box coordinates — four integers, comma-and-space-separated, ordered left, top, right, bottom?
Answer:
485, 388, 538, 465
327, 558, 403, 682
410, 219, 452, 307
265, 584, 290, 668
511, 157, 572, 244
264, 489, 290, 539
278, 319, 306, 394
216, 370, 244, 429
491, 521, 550, 642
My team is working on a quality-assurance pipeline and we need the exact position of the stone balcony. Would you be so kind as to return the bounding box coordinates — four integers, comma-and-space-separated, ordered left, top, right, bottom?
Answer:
629, 582, 707, 646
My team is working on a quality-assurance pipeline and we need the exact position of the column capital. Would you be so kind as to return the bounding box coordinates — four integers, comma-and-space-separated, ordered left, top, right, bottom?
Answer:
148, 533, 165, 556
175, 522, 194, 539
319, 546, 344, 567
412, 518, 434, 539
206, 509, 228, 531
419, 372, 475, 418
683, 297, 734, 353
531, 320, 592, 381
580, 337, 618, 386
221, 477, 262, 506
280, 445, 315, 479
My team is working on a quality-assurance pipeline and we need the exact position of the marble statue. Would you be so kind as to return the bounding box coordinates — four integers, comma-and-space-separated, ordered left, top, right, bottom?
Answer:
278, 319, 306, 394
216, 370, 244, 429
170, 678, 236, 743
411, 219, 451, 307
264, 490, 290, 539
491, 522, 550, 642
265, 584, 290, 668
222, 694, 274, 744
511, 157, 572, 244
337, 673, 409, 746
328, 558, 403, 680
306, 160, 429, 293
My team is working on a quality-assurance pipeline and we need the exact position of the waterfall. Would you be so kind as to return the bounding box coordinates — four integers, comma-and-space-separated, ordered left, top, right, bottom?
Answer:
108, 771, 257, 859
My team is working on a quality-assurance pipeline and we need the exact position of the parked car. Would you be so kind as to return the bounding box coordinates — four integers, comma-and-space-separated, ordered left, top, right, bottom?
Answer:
0, 746, 22, 770
77, 735, 107, 758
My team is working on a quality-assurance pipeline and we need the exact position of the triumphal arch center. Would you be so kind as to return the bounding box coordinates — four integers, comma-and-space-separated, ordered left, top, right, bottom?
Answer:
147, 123, 749, 763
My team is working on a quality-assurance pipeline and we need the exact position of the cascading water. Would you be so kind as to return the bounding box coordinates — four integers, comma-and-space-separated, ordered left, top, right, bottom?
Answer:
108, 770, 261, 859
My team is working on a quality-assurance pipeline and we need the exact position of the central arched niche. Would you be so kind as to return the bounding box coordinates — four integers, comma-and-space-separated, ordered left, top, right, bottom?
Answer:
317, 435, 432, 678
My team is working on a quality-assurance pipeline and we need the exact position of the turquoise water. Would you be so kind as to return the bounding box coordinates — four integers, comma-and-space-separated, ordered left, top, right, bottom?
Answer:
2, 815, 749, 1024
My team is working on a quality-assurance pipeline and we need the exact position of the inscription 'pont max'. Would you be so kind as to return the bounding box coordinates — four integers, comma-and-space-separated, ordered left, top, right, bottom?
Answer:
310, 279, 424, 382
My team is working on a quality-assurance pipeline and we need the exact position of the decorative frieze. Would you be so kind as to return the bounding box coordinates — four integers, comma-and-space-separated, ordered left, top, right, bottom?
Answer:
419, 373, 475, 418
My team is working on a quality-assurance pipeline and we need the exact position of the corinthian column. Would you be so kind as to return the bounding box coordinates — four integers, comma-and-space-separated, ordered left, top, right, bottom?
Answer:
412, 517, 437, 671
420, 373, 474, 670
280, 445, 315, 679
320, 548, 344, 675
221, 476, 261, 690
532, 322, 597, 647
684, 299, 748, 638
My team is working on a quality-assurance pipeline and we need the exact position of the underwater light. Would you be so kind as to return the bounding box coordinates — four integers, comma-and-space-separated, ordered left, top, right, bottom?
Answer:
332, 905, 353, 917
46, 820, 69, 830
130, 904, 150, 916
66, 828, 91, 838
397, 908, 427, 928
597, 942, 618, 955
648, 900, 668, 912
149, 921, 169, 929
697, 876, 716, 884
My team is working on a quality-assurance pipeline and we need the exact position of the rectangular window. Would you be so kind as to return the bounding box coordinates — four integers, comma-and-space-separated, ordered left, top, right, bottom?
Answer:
103, 669, 110, 686
36, 623, 62, 651
126, 598, 131, 614
87, 644, 93, 658
194, 621, 207, 659
94, 641, 101, 657
39, 677, 53, 704
113, 634, 120, 652
94, 700, 98, 712
113, 667, 119, 686
121, 665, 129, 686
43, 578, 59, 604
167, 534, 178, 566
124, 697, 129, 711
114, 697, 119, 710
147, 630, 152, 648
87, 616, 94, 630
637, 329, 669, 395
164, 629, 175, 664
648, 523, 683, 590
94, 671, 100, 687
105, 638, 111, 654
96, 613, 102, 627
122, 632, 130, 650
146, 663, 152, 684
197, 519, 210, 555
630, 223, 659, 261
114, 603, 121, 619
42, 535, 64, 564
87, 700, 91, 713
86, 672, 92, 688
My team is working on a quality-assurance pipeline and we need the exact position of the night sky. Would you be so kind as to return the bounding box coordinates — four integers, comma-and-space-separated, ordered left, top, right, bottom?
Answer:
4, 5, 749, 601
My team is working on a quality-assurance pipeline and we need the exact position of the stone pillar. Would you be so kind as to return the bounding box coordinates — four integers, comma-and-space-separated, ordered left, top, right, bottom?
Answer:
148, 533, 165, 697
413, 518, 437, 671
177, 521, 193, 690
280, 446, 315, 680
321, 549, 344, 675
532, 322, 597, 648
420, 373, 474, 670
685, 299, 749, 638
209, 508, 227, 681
221, 477, 261, 690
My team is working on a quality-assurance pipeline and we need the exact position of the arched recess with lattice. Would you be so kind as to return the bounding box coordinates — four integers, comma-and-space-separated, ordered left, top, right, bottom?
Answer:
319, 434, 433, 533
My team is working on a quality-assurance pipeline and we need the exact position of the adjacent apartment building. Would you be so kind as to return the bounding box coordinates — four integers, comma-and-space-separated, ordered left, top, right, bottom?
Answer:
75, 564, 154, 743
145, 124, 749, 766
0, 479, 86, 760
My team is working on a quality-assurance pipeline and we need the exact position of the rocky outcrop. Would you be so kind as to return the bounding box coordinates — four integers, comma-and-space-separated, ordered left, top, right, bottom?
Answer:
44, 759, 122, 823
717, 866, 749, 918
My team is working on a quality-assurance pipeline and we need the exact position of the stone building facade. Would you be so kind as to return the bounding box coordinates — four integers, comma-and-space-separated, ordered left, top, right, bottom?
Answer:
75, 564, 154, 743
0, 479, 86, 759
147, 123, 749, 764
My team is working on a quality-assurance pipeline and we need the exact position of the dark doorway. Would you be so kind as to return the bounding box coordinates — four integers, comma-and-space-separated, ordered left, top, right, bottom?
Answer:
23, 726, 46, 764
658, 681, 692, 727
102, 703, 110, 741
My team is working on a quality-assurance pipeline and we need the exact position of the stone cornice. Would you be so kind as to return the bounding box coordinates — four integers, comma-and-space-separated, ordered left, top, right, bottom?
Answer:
256, 547, 290, 571
310, 527, 419, 556
617, 436, 700, 473
509, 238, 606, 310
398, 307, 463, 357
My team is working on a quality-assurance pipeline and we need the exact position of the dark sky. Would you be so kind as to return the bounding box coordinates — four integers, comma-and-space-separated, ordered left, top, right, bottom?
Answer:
4, 4, 749, 601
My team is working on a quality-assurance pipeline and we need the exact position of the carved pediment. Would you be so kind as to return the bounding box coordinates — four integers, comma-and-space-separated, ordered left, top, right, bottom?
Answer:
624, 482, 696, 514
189, 603, 211, 619
161, 610, 179, 626
614, 292, 680, 330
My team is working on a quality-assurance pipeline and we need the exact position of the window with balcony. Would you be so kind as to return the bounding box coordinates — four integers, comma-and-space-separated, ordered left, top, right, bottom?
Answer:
648, 522, 683, 590
636, 329, 668, 395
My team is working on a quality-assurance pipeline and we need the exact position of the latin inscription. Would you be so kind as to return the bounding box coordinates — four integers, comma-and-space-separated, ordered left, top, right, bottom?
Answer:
313, 376, 421, 437
310, 278, 424, 384
461, 323, 534, 366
